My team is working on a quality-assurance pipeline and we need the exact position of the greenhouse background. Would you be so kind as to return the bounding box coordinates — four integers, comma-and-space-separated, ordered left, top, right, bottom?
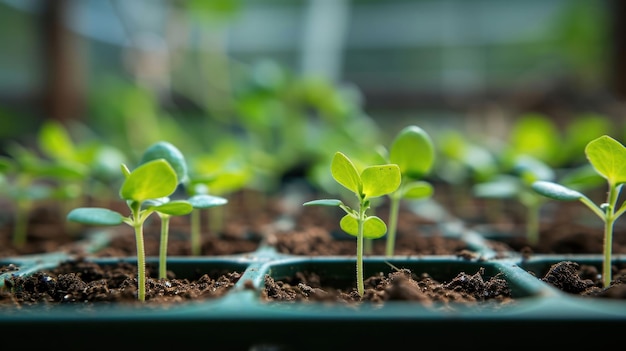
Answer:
0, 0, 622, 157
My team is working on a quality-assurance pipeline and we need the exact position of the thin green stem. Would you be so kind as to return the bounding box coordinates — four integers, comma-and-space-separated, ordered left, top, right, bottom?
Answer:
12, 199, 29, 247
158, 215, 171, 279
134, 221, 147, 302
385, 195, 400, 257
603, 217, 614, 288
128, 201, 147, 302
602, 183, 620, 288
191, 209, 201, 256
356, 204, 366, 297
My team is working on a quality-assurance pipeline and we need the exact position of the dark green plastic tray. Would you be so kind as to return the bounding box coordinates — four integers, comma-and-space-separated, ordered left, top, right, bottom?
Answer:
0, 198, 624, 349
1, 243, 625, 349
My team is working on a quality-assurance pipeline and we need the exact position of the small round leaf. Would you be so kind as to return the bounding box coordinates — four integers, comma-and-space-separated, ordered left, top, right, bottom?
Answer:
585, 135, 626, 185
402, 181, 434, 199
140, 141, 188, 184
339, 214, 359, 236
153, 200, 194, 216
67, 208, 124, 226
331, 152, 361, 195
188, 194, 228, 209
339, 215, 387, 239
389, 125, 435, 179
531, 180, 583, 201
362, 216, 387, 239
361, 164, 401, 198
120, 159, 178, 202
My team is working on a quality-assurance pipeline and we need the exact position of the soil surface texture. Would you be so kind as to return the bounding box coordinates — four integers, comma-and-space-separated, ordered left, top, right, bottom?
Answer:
262, 265, 514, 308
2, 190, 626, 307
538, 260, 626, 299
0, 257, 242, 308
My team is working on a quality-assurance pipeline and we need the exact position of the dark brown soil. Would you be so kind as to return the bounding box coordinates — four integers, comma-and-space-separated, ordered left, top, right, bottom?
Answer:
1, 189, 626, 307
457, 198, 626, 256
539, 260, 626, 299
491, 221, 626, 257
268, 200, 476, 257
262, 265, 514, 309
0, 190, 279, 258
267, 227, 477, 258
0, 203, 86, 257
92, 221, 264, 257
0, 257, 242, 308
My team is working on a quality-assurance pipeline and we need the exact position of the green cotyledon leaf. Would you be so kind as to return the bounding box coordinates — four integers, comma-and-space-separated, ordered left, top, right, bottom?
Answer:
188, 194, 228, 209
120, 159, 178, 202
140, 141, 189, 184
361, 216, 387, 239
340, 215, 387, 239
389, 125, 435, 179
361, 164, 401, 198
531, 180, 583, 201
402, 181, 434, 199
152, 200, 194, 216
303, 199, 343, 207
585, 135, 626, 186
331, 152, 361, 195
67, 208, 124, 226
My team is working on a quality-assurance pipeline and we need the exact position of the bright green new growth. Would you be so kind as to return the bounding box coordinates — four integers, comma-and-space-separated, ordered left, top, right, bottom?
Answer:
142, 142, 229, 258
385, 125, 435, 257
139, 141, 193, 279
67, 158, 189, 302
532, 135, 626, 288
303, 151, 401, 297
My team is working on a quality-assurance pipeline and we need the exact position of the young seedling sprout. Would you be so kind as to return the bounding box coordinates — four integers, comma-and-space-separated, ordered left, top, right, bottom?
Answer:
138, 141, 193, 279
67, 158, 190, 302
532, 135, 626, 288
0, 143, 85, 247
303, 151, 400, 297
382, 125, 435, 257
141, 141, 230, 258
473, 154, 555, 246
187, 189, 228, 256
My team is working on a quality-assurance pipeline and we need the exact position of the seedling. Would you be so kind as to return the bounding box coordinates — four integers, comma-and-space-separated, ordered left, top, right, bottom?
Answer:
502, 113, 562, 167
0, 121, 127, 247
67, 158, 189, 301
37, 120, 128, 233
187, 190, 228, 256
473, 154, 555, 245
187, 140, 250, 238
138, 141, 194, 278
141, 141, 229, 261
382, 125, 435, 257
501, 112, 610, 169
303, 151, 400, 296
0, 143, 84, 247
532, 135, 626, 288
434, 129, 499, 218
436, 129, 499, 185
